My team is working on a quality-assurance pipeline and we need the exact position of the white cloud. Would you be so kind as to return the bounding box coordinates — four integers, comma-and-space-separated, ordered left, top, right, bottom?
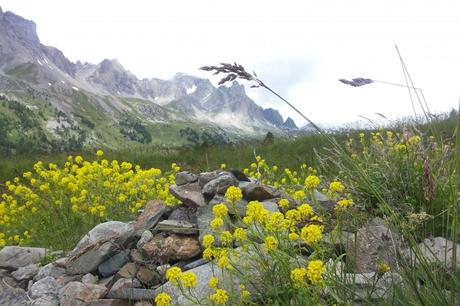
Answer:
2, 0, 459, 126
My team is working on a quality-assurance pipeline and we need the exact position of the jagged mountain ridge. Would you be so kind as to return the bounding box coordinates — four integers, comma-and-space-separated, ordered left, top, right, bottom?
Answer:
0, 7, 297, 151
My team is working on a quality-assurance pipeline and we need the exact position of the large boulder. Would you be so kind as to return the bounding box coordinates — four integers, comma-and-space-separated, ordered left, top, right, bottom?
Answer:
345, 218, 402, 273
65, 221, 134, 275
175, 171, 198, 186
0, 246, 48, 269
0, 287, 28, 306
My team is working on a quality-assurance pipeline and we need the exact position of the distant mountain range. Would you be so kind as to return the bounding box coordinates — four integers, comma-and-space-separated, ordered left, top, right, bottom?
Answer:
0, 7, 300, 152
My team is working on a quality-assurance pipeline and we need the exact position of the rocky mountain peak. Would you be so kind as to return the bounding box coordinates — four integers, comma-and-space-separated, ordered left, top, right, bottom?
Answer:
283, 117, 298, 129
2, 10, 40, 46
263, 108, 284, 126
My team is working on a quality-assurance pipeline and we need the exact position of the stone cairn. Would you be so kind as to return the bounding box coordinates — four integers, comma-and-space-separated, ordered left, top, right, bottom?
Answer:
0, 169, 457, 305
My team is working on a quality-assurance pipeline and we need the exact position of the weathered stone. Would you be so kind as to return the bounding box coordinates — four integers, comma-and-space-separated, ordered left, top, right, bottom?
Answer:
107, 278, 141, 299
28, 276, 61, 299
134, 200, 172, 231
117, 262, 138, 279
69, 221, 134, 257
130, 249, 146, 264
12, 264, 39, 281
169, 183, 206, 207
154, 219, 198, 235
108, 288, 156, 300
404, 237, 460, 268
156, 264, 170, 278
154, 262, 239, 305
0, 246, 48, 269
141, 234, 201, 263
98, 250, 130, 278
59, 281, 107, 306
98, 275, 115, 288
209, 194, 247, 217
261, 200, 281, 213
27, 296, 59, 306
136, 266, 160, 286
65, 241, 116, 275
175, 171, 198, 186
242, 183, 281, 201
54, 257, 68, 267
81, 273, 98, 284
345, 218, 401, 273
202, 172, 238, 199
197, 204, 218, 246
0, 287, 28, 306
35, 263, 66, 281
56, 275, 82, 286
88, 299, 131, 306
312, 190, 337, 212
168, 206, 197, 223
198, 170, 222, 187
183, 258, 208, 271
136, 230, 153, 249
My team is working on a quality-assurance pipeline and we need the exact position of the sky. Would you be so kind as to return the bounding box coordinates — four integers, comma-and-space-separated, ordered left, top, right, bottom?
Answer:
2, 0, 460, 127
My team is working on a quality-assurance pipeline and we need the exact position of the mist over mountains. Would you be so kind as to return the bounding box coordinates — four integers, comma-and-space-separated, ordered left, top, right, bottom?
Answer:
0, 7, 300, 152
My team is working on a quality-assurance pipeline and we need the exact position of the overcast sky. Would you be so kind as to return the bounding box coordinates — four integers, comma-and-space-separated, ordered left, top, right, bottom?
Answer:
2, 0, 460, 126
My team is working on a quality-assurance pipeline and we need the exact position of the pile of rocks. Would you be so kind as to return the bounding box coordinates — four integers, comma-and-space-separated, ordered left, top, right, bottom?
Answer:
0, 169, 458, 305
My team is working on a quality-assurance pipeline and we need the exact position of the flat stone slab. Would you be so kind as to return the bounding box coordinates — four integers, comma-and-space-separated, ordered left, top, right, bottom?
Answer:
0, 246, 48, 269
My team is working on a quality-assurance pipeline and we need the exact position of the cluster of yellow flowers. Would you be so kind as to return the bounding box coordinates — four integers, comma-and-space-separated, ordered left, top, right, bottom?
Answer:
290, 260, 326, 287
0, 150, 180, 249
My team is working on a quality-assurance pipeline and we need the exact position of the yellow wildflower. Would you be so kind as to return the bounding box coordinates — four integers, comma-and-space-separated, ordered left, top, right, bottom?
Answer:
155, 292, 172, 306
306, 260, 325, 284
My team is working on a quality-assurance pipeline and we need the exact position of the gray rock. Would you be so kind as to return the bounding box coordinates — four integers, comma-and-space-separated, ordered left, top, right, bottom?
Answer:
134, 200, 172, 231
228, 168, 250, 182
183, 258, 208, 271
59, 281, 107, 306
0, 246, 48, 269
405, 237, 460, 268
81, 273, 98, 284
169, 183, 207, 207
65, 241, 116, 275
134, 302, 153, 306
168, 206, 197, 223
12, 263, 39, 281
0, 287, 28, 306
345, 217, 401, 273
107, 288, 157, 300
154, 220, 198, 235
136, 230, 153, 249
261, 200, 281, 213
27, 296, 59, 306
198, 170, 222, 187
242, 183, 281, 201
28, 276, 61, 299
35, 263, 66, 281
56, 274, 82, 286
209, 194, 247, 217
202, 173, 238, 199
107, 278, 142, 299
69, 221, 134, 257
175, 171, 198, 186
312, 190, 337, 212
98, 250, 130, 278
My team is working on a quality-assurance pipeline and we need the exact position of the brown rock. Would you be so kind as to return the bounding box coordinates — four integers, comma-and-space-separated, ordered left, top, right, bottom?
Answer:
141, 234, 201, 263
136, 266, 160, 286
117, 262, 138, 279
169, 183, 206, 207
242, 183, 281, 201
130, 249, 146, 264
107, 278, 142, 299
59, 281, 108, 306
134, 200, 172, 231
